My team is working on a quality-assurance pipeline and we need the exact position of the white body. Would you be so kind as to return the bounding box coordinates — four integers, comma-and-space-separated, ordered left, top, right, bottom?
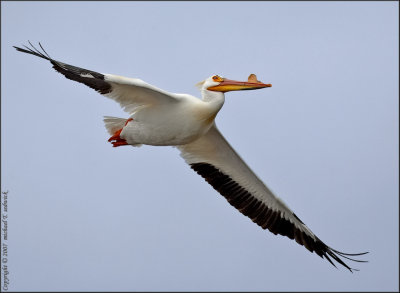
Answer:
120, 95, 217, 146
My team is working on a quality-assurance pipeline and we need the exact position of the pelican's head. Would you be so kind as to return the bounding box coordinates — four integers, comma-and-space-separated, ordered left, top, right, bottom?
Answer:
197, 74, 271, 93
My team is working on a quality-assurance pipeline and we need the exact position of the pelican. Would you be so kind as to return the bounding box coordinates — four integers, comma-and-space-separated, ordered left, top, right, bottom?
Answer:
14, 42, 367, 272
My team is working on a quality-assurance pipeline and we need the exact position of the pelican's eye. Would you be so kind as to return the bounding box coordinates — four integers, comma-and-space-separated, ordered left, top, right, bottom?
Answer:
212, 75, 223, 82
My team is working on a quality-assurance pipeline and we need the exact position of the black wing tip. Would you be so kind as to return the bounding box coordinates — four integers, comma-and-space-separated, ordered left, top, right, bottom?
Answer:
319, 242, 369, 272
14, 41, 112, 95
14, 41, 52, 61
331, 249, 369, 257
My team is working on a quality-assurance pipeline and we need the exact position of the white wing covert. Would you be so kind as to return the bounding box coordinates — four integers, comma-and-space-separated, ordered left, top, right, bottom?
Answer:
103, 74, 180, 115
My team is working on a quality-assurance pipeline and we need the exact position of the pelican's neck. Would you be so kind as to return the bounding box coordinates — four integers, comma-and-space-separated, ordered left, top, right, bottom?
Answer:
201, 89, 225, 113
192, 89, 225, 126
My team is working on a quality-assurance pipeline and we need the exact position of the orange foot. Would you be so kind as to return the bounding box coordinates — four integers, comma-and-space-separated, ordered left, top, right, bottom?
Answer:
107, 118, 133, 147
108, 129, 128, 147
110, 139, 128, 147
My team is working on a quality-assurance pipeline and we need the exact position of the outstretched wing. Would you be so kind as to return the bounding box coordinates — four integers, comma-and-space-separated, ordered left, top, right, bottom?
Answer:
13, 42, 180, 115
177, 124, 367, 272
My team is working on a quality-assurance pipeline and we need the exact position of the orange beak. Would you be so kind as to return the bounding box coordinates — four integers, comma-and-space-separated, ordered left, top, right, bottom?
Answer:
208, 74, 271, 92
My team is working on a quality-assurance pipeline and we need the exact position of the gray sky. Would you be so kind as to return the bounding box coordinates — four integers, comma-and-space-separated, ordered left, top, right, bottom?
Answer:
1, 1, 398, 291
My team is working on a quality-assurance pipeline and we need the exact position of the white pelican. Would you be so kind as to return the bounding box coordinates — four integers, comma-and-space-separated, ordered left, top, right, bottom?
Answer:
14, 42, 367, 272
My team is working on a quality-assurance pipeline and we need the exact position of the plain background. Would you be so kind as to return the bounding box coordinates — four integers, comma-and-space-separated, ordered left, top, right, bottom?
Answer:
1, 1, 398, 291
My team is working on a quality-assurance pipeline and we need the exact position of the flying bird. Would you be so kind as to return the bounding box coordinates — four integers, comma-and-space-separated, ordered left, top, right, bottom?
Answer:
14, 42, 367, 272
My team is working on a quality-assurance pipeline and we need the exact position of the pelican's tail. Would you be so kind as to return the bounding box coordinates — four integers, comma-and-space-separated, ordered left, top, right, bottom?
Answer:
103, 116, 142, 148
103, 116, 129, 135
